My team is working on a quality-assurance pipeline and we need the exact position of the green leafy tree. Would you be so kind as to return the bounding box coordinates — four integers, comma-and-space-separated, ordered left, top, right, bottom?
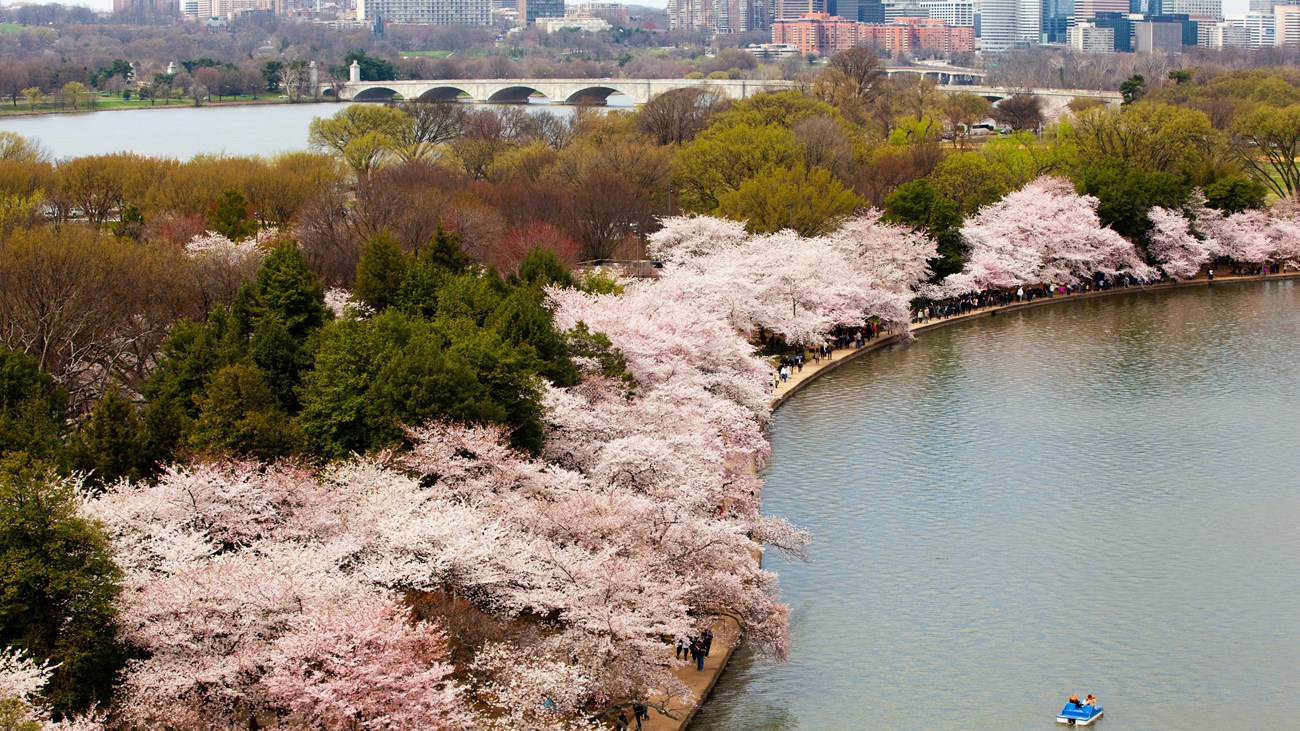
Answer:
717, 165, 861, 236
189, 364, 298, 458
1203, 174, 1268, 213
256, 243, 329, 341
0, 455, 124, 716
514, 247, 573, 288
1077, 160, 1192, 241
1231, 104, 1300, 199
1120, 74, 1147, 105
488, 287, 577, 387
355, 232, 409, 311
298, 310, 546, 459
883, 180, 965, 278
208, 189, 258, 241
338, 50, 397, 81
674, 122, 802, 211
0, 349, 67, 464
71, 386, 147, 485
308, 105, 409, 176
60, 81, 90, 111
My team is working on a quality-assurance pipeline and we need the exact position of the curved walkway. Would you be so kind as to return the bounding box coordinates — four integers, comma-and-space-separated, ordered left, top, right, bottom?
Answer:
643, 271, 1300, 731
771, 272, 1300, 410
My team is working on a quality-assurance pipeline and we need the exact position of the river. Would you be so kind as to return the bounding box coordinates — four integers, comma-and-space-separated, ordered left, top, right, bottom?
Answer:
0, 99, 624, 159
694, 280, 1300, 731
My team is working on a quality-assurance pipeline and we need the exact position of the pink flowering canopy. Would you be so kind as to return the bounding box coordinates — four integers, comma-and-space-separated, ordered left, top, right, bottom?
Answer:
944, 176, 1156, 295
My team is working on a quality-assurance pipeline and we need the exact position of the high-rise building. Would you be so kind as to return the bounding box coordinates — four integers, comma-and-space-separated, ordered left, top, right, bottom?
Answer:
1134, 17, 1184, 49
771, 11, 974, 52
357, 0, 491, 24
1225, 11, 1275, 47
1162, 0, 1221, 19
1092, 10, 1133, 47
1276, 5, 1300, 45
1074, 0, 1126, 20
1200, 19, 1249, 44
1249, 0, 1277, 13
667, 0, 768, 31
920, 0, 975, 25
1042, 0, 1073, 41
518, 0, 563, 24
976, 0, 1019, 49
572, 2, 630, 25
1015, 0, 1041, 41
115, 0, 178, 15
775, 0, 826, 20
829, 0, 886, 23
1068, 19, 1116, 49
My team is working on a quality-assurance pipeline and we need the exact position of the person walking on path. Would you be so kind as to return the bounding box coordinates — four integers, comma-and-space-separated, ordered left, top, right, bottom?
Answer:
632, 703, 648, 730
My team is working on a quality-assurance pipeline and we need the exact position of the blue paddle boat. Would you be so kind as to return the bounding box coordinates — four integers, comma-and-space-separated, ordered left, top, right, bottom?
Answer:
1057, 700, 1103, 726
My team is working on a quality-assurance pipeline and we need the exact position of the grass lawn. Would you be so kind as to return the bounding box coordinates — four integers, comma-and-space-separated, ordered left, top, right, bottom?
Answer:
400, 50, 453, 58
0, 23, 23, 34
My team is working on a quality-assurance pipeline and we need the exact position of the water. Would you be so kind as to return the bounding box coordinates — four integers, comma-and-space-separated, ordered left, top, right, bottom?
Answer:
0, 98, 627, 160
695, 281, 1300, 731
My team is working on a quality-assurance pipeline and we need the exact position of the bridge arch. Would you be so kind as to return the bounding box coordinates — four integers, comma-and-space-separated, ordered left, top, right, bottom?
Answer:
487, 85, 548, 104
353, 86, 403, 102
563, 86, 627, 105
415, 86, 472, 102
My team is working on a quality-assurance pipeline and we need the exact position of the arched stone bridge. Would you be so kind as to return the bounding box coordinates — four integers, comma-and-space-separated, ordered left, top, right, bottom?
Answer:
333, 77, 1121, 108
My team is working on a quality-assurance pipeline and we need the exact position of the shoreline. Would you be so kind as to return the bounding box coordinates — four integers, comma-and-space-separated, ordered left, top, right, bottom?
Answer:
669, 270, 1300, 731
0, 97, 340, 120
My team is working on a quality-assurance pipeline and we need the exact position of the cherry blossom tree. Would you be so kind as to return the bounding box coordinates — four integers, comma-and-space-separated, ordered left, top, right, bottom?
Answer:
0, 649, 106, 731
945, 176, 1155, 294
261, 594, 470, 731
1147, 206, 1210, 280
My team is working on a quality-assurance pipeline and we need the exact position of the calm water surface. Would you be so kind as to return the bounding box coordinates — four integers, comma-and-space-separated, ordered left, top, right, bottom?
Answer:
0, 99, 623, 159
695, 281, 1300, 731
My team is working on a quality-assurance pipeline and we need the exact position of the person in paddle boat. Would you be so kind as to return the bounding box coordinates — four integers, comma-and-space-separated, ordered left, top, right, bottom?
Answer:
1068, 694, 1082, 707
1084, 695, 1096, 707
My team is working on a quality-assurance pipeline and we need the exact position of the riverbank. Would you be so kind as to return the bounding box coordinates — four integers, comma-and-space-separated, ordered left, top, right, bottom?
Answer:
771, 271, 1300, 411
0, 96, 337, 119
661, 270, 1300, 731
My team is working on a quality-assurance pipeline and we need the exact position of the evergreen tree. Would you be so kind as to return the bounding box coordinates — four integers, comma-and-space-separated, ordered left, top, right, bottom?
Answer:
208, 189, 257, 241
255, 243, 329, 341
354, 232, 408, 311
514, 247, 573, 288
0, 349, 68, 463
0, 455, 124, 716
190, 364, 298, 459
72, 386, 147, 485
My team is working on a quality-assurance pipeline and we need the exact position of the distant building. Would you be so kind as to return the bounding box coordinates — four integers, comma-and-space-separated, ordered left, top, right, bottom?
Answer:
746, 41, 805, 55
920, 0, 975, 27
771, 11, 974, 54
1134, 18, 1184, 49
1075, 0, 1126, 20
518, 0, 563, 24
1249, 0, 1277, 12
357, 0, 491, 24
1162, 0, 1221, 20
1092, 11, 1133, 49
1225, 11, 1275, 47
1068, 20, 1116, 50
536, 14, 610, 29
829, 0, 886, 22
976, 0, 1019, 49
667, 0, 767, 32
571, 1, 629, 25
114, 0, 177, 15
1200, 19, 1250, 45
775, 0, 826, 21
1277, 4, 1300, 45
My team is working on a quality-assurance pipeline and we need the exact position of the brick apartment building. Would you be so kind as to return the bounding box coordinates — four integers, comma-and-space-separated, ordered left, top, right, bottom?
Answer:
771, 12, 974, 55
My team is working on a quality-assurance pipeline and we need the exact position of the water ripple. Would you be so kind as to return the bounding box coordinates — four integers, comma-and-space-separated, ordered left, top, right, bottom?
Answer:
695, 281, 1300, 731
